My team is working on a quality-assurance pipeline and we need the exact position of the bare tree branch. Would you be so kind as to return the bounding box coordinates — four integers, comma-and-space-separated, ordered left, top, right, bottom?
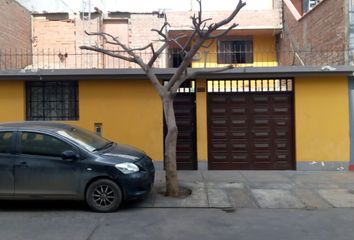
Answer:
164, 36, 204, 91
151, 22, 170, 40
200, 40, 214, 49
80, 46, 136, 62
84, 31, 134, 56
85, 31, 124, 48
170, 39, 184, 51
174, 34, 188, 42
148, 42, 169, 68
170, 34, 188, 51
182, 31, 196, 53
80, 31, 165, 93
148, 34, 187, 68
171, 64, 234, 93
191, 16, 202, 36
166, 0, 246, 91
200, 18, 213, 25
81, 0, 247, 197
197, 0, 202, 24
102, 43, 155, 54
209, 24, 238, 39
84, 31, 147, 67
128, 43, 155, 53
207, 0, 245, 33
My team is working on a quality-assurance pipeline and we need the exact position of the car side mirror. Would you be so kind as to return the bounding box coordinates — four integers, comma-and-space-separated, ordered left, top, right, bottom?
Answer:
61, 150, 79, 160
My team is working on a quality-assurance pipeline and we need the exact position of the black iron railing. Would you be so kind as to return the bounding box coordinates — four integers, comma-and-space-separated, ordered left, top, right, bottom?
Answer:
0, 48, 352, 70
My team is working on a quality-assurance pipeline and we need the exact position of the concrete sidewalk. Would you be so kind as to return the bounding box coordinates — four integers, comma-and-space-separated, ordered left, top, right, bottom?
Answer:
132, 171, 354, 209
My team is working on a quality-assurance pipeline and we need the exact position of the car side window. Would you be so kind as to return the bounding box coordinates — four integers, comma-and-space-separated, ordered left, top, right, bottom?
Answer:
0, 131, 14, 154
20, 132, 75, 158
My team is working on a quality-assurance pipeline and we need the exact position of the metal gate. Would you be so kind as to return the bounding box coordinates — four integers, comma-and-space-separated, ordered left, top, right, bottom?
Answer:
207, 79, 294, 170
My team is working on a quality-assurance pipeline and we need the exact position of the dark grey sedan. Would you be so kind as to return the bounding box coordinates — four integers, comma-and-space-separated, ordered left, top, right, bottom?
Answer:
0, 122, 155, 212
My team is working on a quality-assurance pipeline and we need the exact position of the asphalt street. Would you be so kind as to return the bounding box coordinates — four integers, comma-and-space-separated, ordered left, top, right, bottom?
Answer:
0, 202, 354, 240
1, 170, 354, 239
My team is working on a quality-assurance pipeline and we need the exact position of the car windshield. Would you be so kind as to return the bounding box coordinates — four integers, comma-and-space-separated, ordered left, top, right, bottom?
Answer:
56, 127, 112, 152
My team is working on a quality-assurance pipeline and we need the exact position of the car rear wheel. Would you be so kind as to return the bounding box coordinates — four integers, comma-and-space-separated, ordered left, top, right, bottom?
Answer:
86, 179, 123, 212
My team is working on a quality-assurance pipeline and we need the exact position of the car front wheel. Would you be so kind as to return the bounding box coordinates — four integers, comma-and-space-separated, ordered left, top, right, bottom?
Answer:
86, 179, 123, 212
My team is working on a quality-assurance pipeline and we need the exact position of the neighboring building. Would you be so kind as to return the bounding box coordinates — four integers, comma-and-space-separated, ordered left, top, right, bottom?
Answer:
29, 1, 283, 69
279, 0, 349, 66
0, 0, 353, 171
278, 0, 354, 172
167, 6, 282, 68
31, 11, 166, 68
0, 0, 31, 69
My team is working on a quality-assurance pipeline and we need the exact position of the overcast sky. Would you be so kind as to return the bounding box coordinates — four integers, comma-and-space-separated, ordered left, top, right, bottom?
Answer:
17, 0, 269, 13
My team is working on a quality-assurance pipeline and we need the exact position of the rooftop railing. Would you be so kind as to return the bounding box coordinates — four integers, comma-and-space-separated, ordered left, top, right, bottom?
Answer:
0, 48, 352, 70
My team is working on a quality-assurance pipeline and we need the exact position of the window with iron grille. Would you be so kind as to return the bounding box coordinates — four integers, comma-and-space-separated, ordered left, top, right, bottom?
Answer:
217, 39, 253, 64
169, 49, 191, 68
303, 0, 321, 12
26, 81, 79, 121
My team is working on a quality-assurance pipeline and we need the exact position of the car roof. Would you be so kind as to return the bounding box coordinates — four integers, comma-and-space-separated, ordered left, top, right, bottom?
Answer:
0, 121, 74, 132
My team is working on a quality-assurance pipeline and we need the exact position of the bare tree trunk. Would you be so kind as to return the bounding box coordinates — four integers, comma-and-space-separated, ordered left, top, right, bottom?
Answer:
80, 0, 247, 198
163, 94, 180, 197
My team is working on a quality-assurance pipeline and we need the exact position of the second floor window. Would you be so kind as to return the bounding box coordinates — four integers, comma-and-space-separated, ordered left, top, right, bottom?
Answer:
169, 49, 192, 68
217, 39, 253, 64
26, 81, 79, 121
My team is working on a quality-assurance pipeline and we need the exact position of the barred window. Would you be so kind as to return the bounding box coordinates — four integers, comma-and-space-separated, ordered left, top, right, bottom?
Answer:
26, 81, 79, 121
169, 49, 191, 68
217, 39, 253, 64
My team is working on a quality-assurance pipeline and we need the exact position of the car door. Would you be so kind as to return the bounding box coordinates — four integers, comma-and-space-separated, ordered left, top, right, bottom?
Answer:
0, 131, 16, 195
14, 131, 81, 197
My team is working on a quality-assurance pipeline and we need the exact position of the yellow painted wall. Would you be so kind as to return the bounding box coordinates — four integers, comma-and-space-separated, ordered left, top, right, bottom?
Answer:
253, 35, 277, 67
191, 35, 277, 68
1, 76, 350, 165
0, 81, 25, 121
0, 80, 163, 160
76, 80, 163, 160
196, 79, 208, 161
295, 76, 349, 162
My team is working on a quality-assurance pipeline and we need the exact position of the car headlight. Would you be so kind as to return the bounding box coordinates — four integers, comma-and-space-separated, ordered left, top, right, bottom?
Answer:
115, 162, 139, 174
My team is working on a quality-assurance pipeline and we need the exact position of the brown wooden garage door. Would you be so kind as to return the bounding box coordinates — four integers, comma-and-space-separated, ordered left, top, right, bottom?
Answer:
164, 81, 197, 170
207, 79, 294, 170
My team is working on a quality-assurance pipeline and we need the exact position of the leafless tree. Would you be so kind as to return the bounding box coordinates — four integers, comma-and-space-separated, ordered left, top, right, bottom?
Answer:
80, 0, 246, 197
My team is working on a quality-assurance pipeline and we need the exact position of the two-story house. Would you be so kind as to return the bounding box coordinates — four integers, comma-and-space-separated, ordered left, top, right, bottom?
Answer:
0, 0, 353, 171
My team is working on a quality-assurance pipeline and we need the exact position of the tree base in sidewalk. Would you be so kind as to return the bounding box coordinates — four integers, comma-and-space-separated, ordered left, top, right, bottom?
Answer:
158, 186, 192, 198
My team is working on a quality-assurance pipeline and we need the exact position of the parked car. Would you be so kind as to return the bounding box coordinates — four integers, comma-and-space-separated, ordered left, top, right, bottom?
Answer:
0, 122, 155, 212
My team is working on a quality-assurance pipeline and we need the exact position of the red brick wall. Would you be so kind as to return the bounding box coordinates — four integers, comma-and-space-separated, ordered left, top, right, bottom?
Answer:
0, 0, 31, 69
32, 12, 166, 69
279, 0, 346, 66
128, 13, 166, 68
32, 14, 103, 68
290, 0, 303, 15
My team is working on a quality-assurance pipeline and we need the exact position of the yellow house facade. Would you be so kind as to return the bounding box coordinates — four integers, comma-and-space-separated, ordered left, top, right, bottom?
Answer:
1, 2, 353, 171
0, 67, 352, 171
190, 35, 277, 68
